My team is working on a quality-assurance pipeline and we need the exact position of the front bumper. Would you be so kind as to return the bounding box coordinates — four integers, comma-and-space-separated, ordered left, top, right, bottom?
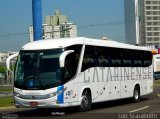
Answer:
14, 96, 64, 108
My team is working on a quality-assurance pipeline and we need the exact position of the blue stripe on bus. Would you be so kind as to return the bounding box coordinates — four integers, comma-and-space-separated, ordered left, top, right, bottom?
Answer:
57, 85, 64, 104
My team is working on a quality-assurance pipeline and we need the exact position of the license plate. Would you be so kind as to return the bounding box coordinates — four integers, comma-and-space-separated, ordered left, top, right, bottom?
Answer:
30, 102, 38, 106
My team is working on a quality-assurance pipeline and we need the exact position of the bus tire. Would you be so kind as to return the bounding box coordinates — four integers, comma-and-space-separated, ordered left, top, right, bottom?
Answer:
133, 86, 140, 102
79, 90, 91, 111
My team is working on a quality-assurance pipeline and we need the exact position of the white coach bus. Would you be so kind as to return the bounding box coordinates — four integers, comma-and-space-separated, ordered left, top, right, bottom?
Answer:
7, 37, 153, 111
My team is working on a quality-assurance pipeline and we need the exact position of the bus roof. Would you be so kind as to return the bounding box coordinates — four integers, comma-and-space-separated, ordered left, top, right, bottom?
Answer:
22, 37, 150, 51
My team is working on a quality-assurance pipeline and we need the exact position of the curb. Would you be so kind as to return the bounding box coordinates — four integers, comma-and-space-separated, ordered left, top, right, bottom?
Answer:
0, 106, 16, 110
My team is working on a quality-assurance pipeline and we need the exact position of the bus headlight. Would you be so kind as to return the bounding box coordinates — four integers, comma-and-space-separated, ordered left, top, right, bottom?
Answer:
48, 87, 67, 98
48, 90, 63, 98
48, 92, 57, 98
14, 92, 21, 98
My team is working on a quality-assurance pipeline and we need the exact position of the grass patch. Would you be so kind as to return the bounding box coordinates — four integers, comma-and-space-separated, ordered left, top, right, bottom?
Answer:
0, 97, 14, 107
0, 86, 12, 92
154, 80, 160, 87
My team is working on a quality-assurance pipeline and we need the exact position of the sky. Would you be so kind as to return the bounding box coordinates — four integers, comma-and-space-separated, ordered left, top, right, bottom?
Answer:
0, 0, 125, 52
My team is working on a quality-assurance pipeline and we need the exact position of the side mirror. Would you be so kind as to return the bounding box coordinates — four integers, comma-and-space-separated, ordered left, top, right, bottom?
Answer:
59, 50, 74, 67
6, 53, 19, 74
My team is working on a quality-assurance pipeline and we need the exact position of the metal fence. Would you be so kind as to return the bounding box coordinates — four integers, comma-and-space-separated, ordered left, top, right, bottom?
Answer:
0, 77, 12, 85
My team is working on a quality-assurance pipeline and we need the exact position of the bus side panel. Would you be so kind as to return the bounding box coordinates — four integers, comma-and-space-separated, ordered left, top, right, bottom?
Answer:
93, 67, 111, 102
121, 80, 134, 99
63, 80, 75, 106
76, 69, 100, 103
147, 79, 153, 94
98, 82, 111, 102
147, 66, 153, 94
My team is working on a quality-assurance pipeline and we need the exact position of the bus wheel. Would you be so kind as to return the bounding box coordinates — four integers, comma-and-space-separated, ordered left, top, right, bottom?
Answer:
133, 86, 140, 102
79, 90, 91, 111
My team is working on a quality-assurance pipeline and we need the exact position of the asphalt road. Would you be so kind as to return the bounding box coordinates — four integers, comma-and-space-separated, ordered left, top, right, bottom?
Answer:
0, 86, 160, 119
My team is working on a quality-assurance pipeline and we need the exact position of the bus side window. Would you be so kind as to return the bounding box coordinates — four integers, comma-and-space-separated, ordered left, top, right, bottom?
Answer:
133, 52, 142, 67
64, 53, 77, 80
122, 50, 132, 67
96, 46, 110, 67
98, 56, 109, 67
82, 45, 97, 72
143, 51, 152, 67
110, 48, 122, 67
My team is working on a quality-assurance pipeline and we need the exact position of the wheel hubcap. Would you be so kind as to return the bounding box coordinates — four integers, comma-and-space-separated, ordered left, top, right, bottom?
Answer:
135, 90, 139, 100
82, 95, 88, 107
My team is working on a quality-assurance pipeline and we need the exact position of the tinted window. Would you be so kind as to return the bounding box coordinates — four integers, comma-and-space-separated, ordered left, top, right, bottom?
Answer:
82, 46, 97, 72
121, 49, 132, 67
142, 51, 152, 67
64, 45, 82, 81
110, 48, 122, 67
96, 46, 110, 67
133, 51, 143, 67
81, 45, 152, 72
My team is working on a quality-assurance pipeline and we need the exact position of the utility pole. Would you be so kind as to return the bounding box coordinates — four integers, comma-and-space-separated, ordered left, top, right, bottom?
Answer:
32, 0, 43, 41
135, 0, 140, 45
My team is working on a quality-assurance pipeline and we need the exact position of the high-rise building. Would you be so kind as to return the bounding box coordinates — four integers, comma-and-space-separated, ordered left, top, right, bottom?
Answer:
144, 0, 160, 46
60, 22, 77, 38
29, 9, 77, 42
124, 0, 160, 46
46, 9, 68, 26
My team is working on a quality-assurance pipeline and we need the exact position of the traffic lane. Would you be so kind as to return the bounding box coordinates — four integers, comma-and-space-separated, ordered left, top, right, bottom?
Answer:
128, 87, 160, 113
1, 109, 120, 119
2, 96, 154, 115
90, 87, 160, 113
3, 99, 158, 119
90, 97, 151, 113
1, 87, 160, 119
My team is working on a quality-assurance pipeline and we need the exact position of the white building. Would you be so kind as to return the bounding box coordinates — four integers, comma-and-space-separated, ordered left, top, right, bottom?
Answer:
144, 0, 160, 46
0, 51, 18, 63
46, 9, 68, 26
29, 9, 77, 42
0, 52, 8, 62
60, 22, 77, 38
43, 24, 53, 39
53, 26, 61, 38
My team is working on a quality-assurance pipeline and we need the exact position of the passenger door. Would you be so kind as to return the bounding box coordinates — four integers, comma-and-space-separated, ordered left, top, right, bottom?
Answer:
63, 45, 82, 103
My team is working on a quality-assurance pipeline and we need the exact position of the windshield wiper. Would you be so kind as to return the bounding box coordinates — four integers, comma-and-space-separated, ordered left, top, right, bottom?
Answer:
35, 76, 46, 90
22, 75, 46, 90
26, 76, 34, 79
22, 75, 34, 87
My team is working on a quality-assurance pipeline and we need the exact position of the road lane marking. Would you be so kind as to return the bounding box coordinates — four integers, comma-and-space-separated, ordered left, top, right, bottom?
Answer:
129, 106, 150, 113
157, 94, 160, 98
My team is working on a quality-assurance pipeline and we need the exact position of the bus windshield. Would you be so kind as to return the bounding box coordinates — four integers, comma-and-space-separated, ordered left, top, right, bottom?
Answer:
15, 49, 63, 90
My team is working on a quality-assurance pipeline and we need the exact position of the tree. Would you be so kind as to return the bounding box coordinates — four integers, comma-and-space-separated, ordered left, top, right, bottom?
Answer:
0, 65, 6, 74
